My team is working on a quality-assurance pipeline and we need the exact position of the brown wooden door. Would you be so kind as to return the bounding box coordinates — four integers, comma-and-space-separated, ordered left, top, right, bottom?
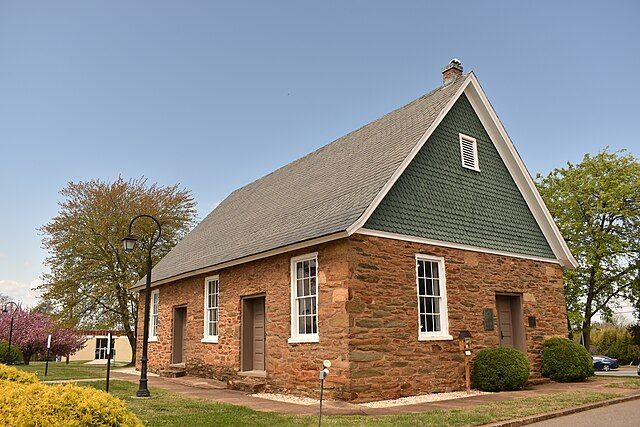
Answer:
172, 307, 187, 364
252, 299, 265, 371
496, 296, 514, 348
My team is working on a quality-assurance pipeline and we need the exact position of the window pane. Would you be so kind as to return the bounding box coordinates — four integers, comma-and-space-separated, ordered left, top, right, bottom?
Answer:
305, 315, 313, 334
298, 317, 306, 334
310, 259, 316, 277
419, 296, 427, 314
296, 279, 304, 297
303, 278, 310, 296
311, 315, 318, 334
297, 262, 304, 280
303, 260, 310, 278
431, 262, 439, 279
418, 278, 426, 295
311, 296, 317, 315
433, 314, 441, 332
420, 314, 426, 332
426, 314, 434, 332
309, 277, 316, 296
432, 279, 440, 296
418, 260, 425, 278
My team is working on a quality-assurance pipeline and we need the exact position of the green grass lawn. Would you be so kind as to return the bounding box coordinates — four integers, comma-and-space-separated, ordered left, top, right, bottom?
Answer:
79, 380, 620, 427
606, 377, 640, 389
15, 360, 126, 381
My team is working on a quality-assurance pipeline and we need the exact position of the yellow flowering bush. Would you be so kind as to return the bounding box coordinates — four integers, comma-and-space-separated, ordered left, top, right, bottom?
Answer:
0, 379, 142, 426
0, 363, 38, 384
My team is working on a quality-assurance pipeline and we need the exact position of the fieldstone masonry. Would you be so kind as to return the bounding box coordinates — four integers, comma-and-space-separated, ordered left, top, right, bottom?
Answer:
137, 234, 566, 402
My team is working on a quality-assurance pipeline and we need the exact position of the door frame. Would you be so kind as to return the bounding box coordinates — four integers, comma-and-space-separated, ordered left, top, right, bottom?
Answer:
495, 293, 526, 352
240, 293, 266, 373
171, 305, 187, 365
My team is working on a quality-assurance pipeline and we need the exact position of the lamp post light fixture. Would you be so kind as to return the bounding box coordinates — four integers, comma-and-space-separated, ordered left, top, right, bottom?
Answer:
122, 214, 162, 398
2, 301, 18, 365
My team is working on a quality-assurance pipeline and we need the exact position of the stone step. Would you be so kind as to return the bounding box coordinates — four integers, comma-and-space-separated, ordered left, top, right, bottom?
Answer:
228, 374, 267, 393
159, 367, 187, 378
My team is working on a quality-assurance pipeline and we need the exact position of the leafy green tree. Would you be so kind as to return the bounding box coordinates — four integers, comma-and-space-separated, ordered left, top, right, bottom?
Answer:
537, 149, 640, 349
40, 177, 197, 363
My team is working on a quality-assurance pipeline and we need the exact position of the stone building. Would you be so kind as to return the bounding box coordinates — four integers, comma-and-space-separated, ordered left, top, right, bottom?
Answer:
133, 60, 576, 402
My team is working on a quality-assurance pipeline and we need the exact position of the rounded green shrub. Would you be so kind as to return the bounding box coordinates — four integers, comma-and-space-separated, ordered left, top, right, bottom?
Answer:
472, 347, 530, 392
0, 362, 38, 384
541, 337, 593, 382
0, 341, 23, 365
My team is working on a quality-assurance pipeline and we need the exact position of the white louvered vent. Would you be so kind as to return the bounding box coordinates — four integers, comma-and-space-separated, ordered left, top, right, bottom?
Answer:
459, 134, 480, 171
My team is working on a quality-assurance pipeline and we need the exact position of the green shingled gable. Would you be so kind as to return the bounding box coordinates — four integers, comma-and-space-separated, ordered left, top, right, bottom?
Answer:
364, 94, 555, 259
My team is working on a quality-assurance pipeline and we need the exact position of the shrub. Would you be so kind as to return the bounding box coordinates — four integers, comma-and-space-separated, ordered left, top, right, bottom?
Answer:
0, 379, 143, 426
541, 337, 593, 382
472, 347, 530, 391
0, 362, 38, 384
0, 341, 23, 365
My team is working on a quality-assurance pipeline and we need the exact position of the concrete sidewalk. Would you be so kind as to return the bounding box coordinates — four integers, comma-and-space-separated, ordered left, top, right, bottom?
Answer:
110, 371, 640, 416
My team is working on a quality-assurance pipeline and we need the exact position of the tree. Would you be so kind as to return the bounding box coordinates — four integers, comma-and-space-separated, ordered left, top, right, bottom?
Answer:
40, 177, 196, 363
0, 307, 85, 364
537, 149, 640, 349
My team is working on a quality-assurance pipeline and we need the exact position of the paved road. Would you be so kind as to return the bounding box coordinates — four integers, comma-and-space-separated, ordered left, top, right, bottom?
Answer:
529, 399, 640, 427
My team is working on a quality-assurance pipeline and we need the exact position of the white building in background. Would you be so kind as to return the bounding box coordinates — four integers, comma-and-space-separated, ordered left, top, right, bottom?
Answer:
69, 330, 132, 363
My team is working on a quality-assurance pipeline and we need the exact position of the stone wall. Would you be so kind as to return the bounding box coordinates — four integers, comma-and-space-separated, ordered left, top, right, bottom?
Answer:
136, 238, 353, 399
137, 234, 567, 402
346, 234, 567, 401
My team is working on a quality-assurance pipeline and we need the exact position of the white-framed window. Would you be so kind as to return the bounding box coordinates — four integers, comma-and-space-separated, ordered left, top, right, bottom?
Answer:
459, 133, 480, 171
415, 255, 452, 341
149, 289, 159, 341
288, 252, 319, 343
202, 275, 219, 343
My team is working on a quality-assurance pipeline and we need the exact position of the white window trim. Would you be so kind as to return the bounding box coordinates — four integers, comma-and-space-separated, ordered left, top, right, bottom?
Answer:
415, 254, 453, 341
459, 133, 480, 172
288, 252, 319, 344
202, 275, 219, 344
148, 289, 159, 342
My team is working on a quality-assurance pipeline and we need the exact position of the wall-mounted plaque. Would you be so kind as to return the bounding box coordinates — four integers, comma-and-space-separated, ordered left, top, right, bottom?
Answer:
483, 308, 494, 331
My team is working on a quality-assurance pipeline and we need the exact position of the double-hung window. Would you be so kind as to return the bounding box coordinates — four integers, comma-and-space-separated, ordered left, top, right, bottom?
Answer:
416, 255, 452, 341
202, 276, 219, 343
288, 253, 319, 343
149, 289, 159, 341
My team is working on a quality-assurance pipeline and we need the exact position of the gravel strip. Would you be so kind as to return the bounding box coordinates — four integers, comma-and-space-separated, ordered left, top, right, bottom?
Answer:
360, 390, 490, 408
253, 393, 320, 406
253, 390, 490, 408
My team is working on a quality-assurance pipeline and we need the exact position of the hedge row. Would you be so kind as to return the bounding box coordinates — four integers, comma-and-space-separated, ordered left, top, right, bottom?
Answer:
0, 363, 142, 426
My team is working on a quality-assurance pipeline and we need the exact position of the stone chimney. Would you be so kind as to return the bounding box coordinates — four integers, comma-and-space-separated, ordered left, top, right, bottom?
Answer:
442, 58, 463, 85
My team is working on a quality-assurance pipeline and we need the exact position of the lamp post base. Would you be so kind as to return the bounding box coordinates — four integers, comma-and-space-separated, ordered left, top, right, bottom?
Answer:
136, 388, 151, 398
136, 379, 151, 398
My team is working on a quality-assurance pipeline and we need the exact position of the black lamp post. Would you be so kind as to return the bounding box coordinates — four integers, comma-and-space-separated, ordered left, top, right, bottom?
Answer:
122, 214, 161, 398
2, 301, 18, 365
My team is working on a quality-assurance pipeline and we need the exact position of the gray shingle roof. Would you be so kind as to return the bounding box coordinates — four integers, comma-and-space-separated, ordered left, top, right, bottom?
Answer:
148, 76, 467, 284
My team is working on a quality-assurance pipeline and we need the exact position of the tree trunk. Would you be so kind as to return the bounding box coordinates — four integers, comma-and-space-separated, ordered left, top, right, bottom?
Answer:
23, 352, 32, 365
66, 353, 70, 364
582, 318, 592, 350
127, 332, 136, 365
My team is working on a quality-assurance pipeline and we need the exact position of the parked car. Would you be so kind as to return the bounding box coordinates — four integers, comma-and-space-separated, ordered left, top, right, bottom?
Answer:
637, 363, 640, 376
592, 355, 619, 371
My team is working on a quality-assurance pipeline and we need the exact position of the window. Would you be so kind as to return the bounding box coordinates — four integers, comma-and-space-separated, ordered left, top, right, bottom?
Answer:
95, 337, 115, 359
459, 133, 480, 171
416, 255, 452, 341
288, 253, 319, 343
149, 289, 159, 341
202, 276, 219, 343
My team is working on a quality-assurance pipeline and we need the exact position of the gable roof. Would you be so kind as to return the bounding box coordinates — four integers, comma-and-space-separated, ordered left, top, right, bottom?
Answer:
135, 72, 576, 289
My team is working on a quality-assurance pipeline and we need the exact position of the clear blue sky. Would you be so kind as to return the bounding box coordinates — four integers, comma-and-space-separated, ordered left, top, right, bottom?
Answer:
1, 1, 638, 306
